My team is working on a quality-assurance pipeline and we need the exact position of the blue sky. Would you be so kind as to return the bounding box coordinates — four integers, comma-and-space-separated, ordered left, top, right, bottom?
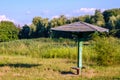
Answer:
0, 0, 119, 25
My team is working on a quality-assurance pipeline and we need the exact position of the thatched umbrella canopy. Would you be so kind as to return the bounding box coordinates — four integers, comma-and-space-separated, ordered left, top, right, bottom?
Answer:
51, 21, 109, 75
51, 21, 108, 33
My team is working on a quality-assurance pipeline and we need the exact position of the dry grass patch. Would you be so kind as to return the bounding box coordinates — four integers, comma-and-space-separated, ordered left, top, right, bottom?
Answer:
0, 55, 119, 80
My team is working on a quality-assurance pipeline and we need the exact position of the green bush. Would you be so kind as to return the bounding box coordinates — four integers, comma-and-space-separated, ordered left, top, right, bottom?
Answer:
0, 21, 19, 42
92, 37, 120, 66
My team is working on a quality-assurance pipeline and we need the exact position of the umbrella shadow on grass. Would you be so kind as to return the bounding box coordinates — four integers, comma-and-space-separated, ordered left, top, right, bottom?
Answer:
0, 63, 41, 68
60, 71, 75, 75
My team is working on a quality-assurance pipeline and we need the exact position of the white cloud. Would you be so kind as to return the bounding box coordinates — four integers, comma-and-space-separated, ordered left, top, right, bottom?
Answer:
73, 8, 106, 14
80, 8, 96, 13
51, 14, 71, 19
51, 15, 60, 19
74, 8, 96, 14
0, 15, 15, 22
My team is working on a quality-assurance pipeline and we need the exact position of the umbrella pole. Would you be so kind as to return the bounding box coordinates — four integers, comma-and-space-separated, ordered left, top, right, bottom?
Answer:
77, 38, 83, 75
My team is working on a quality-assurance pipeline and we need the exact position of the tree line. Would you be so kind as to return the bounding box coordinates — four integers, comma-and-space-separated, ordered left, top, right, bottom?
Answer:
0, 8, 120, 42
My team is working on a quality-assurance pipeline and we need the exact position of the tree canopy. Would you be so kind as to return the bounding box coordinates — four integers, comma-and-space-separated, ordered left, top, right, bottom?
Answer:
0, 8, 120, 42
0, 21, 19, 42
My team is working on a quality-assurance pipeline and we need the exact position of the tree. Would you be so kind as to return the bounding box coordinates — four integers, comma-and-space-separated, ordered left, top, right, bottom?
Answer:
90, 16, 95, 24
50, 15, 68, 28
32, 17, 49, 37
0, 21, 19, 42
103, 9, 120, 38
19, 25, 30, 39
50, 18, 59, 28
94, 10, 105, 26
116, 15, 120, 29
107, 16, 117, 30
84, 15, 91, 23
29, 24, 37, 38
103, 8, 120, 23
57, 15, 67, 26
32, 17, 42, 26
78, 15, 91, 23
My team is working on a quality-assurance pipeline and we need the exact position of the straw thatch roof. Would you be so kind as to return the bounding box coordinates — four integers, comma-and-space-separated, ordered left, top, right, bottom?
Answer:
51, 22, 109, 33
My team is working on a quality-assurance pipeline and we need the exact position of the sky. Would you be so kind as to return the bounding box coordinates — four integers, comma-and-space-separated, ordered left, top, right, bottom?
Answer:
0, 0, 120, 26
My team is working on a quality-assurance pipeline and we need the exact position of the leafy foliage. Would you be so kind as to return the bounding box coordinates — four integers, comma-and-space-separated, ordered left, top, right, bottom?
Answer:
94, 10, 105, 26
17, 8, 120, 39
92, 37, 120, 66
19, 25, 31, 39
103, 8, 120, 23
32, 17, 49, 37
0, 21, 19, 42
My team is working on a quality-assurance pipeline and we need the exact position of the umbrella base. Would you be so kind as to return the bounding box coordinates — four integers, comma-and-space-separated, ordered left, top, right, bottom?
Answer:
71, 67, 81, 75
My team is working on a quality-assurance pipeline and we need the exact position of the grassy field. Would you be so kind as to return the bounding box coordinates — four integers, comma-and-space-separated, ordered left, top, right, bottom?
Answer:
0, 55, 120, 80
0, 37, 120, 80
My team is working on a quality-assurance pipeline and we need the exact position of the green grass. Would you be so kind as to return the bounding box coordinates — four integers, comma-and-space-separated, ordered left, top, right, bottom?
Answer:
0, 37, 120, 79
0, 37, 119, 64
0, 38, 76, 59
0, 37, 120, 65
0, 55, 119, 80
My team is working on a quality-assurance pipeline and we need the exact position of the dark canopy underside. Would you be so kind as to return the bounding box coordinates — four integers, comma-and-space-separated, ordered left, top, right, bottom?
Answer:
51, 22, 109, 33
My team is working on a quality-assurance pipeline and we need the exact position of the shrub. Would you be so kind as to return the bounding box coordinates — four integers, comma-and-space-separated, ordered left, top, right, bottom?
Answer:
0, 21, 19, 42
92, 37, 120, 66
